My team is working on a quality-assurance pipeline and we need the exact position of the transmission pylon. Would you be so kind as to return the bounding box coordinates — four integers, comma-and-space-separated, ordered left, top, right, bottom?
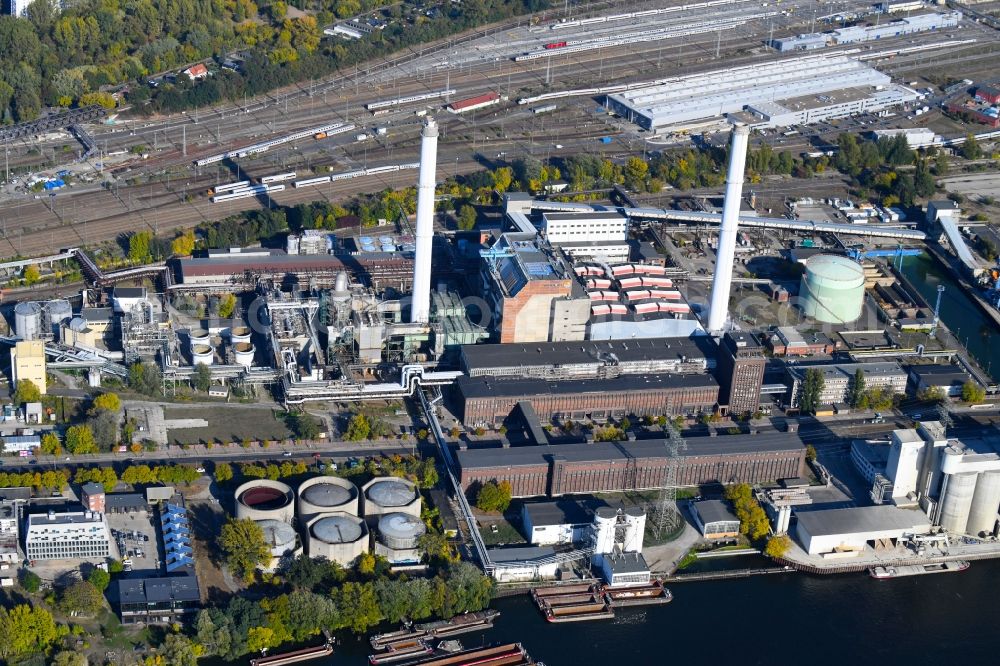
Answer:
649, 420, 687, 539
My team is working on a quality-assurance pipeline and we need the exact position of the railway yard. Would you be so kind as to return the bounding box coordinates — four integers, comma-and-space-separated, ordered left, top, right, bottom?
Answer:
0, 0, 998, 259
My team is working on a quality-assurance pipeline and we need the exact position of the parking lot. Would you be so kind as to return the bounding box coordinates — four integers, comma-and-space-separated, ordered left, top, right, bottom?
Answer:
106, 511, 162, 574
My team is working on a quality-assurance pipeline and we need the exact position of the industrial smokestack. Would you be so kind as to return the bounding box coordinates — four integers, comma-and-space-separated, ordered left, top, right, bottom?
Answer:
706, 124, 750, 334
410, 117, 439, 324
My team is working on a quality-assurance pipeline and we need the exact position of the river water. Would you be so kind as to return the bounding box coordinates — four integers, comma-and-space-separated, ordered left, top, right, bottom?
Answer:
295, 556, 1000, 665
899, 253, 1000, 378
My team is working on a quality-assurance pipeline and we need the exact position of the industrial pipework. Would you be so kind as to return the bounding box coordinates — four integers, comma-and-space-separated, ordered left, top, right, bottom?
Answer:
410, 117, 439, 324
706, 124, 750, 334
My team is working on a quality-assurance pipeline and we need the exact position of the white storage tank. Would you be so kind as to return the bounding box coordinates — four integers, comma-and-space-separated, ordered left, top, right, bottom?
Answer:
307, 513, 369, 565
373, 512, 426, 563
257, 519, 301, 569
45, 300, 73, 338
799, 254, 865, 324
229, 326, 252, 345
192, 345, 214, 366
233, 342, 255, 369
938, 472, 978, 534
592, 506, 618, 555
622, 506, 646, 554
14, 301, 43, 340
297, 476, 359, 523
966, 471, 1000, 536
235, 480, 295, 524
189, 329, 210, 351
362, 477, 421, 524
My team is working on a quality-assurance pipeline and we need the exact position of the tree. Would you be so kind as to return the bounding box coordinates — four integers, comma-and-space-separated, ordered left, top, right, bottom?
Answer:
357, 552, 376, 576
129, 361, 162, 396
128, 231, 152, 264
162, 633, 199, 666
172, 230, 196, 256
475, 480, 511, 513
961, 381, 986, 404
247, 626, 277, 654
59, 580, 104, 615
40, 432, 62, 455
291, 413, 321, 440
624, 156, 649, 188
345, 413, 371, 441
961, 133, 982, 160
799, 368, 825, 415
214, 462, 234, 484
12, 379, 41, 405
0, 604, 58, 660
764, 534, 792, 559
193, 363, 212, 392
457, 204, 477, 231
19, 569, 41, 593
918, 386, 947, 404
491, 166, 513, 192
805, 444, 818, 463
65, 424, 98, 454
218, 293, 237, 319
219, 518, 271, 580
88, 567, 111, 591
848, 368, 866, 408
91, 392, 121, 413
23, 265, 40, 285
51, 652, 88, 666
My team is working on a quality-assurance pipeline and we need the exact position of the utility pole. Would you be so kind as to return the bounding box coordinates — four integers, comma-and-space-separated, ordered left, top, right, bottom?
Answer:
182, 125, 186, 156
716, 29, 722, 58
930, 285, 945, 338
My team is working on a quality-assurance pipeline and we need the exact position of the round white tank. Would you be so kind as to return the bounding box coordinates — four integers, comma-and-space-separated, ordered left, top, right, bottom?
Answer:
192, 344, 214, 366
592, 507, 618, 555
233, 342, 255, 369
362, 477, 421, 523
377, 512, 426, 550
45, 300, 73, 337
939, 472, 978, 534
966, 471, 1000, 536
623, 506, 646, 553
799, 254, 865, 324
14, 301, 43, 340
257, 519, 298, 558
307, 513, 368, 565
229, 326, 252, 345
189, 329, 210, 351
235, 480, 295, 523
297, 476, 359, 522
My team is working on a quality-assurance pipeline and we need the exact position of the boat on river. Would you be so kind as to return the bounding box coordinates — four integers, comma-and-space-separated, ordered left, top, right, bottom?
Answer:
870, 560, 970, 579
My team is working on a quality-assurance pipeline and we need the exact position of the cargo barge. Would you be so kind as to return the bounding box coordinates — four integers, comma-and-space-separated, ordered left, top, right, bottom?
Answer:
402, 642, 537, 666
870, 560, 970, 579
603, 580, 673, 607
249, 635, 334, 666
370, 610, 500, 650
368, 639, 433, 665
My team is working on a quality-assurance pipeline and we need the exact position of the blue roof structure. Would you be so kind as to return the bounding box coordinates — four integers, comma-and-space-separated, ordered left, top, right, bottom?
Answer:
160, 501, 194, 573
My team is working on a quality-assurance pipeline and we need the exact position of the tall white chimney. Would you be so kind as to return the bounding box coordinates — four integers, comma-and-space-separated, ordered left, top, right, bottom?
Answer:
706, 124, 750, 334
410, 117, 439, 324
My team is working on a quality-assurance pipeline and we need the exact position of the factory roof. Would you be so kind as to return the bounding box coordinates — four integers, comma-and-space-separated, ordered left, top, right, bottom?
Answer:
0, 487, 31, 502
461, 336, 717, 371
449, 92, 500, 111
106, 494, 147, 512
28, 511, 105, 527
487, 545, 557, 563
456, 373, 719, 400
523, 499, 605, 527
795, 505, 928, 537
908, 364, 969, 382
458, 432, 804, 470
81, 482, 104, 496
113, 287, 147, 298
692, 500, 739, 526
588, 318, 706, 340
80, 307, 113, 323
603, 551, 649, 574
117, 575, 200, 605
179, 251, 411, 278
788, 361, 905, 380
543, 212, 627, 221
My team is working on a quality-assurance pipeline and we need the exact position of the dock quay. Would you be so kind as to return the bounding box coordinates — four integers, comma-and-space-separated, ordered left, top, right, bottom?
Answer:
400, 642, 538, 666
665, 566, 794, 582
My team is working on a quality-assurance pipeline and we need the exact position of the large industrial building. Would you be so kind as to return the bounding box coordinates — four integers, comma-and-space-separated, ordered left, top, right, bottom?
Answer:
457, 433, 807, 497
605, 55, 918, 131
786, 361, 908, 408
459, 336, 716, 380
794, 505, 931, 555
773, 11, 962, 51
716, 332, 765, 416
25, 510, 112, 561
541, 211, 630, 262
480, 231, 590, 343
455, 373, 719, 427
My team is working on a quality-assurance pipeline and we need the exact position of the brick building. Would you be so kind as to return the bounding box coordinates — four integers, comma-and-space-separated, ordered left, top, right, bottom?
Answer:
457, 433, 807, 497
716, 331, 765, 416
455, 373, 719, 427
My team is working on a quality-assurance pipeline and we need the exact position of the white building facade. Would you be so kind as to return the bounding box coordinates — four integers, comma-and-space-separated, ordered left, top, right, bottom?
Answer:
25, 511, 112, 561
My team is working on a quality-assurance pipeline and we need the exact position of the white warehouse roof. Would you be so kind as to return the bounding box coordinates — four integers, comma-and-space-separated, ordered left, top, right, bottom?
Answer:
606, 55, 893, 130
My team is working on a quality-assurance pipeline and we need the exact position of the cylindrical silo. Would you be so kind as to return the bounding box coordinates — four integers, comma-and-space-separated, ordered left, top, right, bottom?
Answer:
235, 480, 295, 524
233, 343, 255, 369
189, 329, 210, 351
623, 506, 646, 553
592, 507, 617, 555
798, 254, 865, 324
45, 300, 73, 338
229, 326, 251, 345
966, 471, 1000, 536
373, 512, 426, 563
297, 476, 359, 523
938, 472, 978, 534
14, 301, 43, 340
307, 513, 368, 565
192, 345, 214, 366
258, 519, 300, 561
362, 477, 421, 524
